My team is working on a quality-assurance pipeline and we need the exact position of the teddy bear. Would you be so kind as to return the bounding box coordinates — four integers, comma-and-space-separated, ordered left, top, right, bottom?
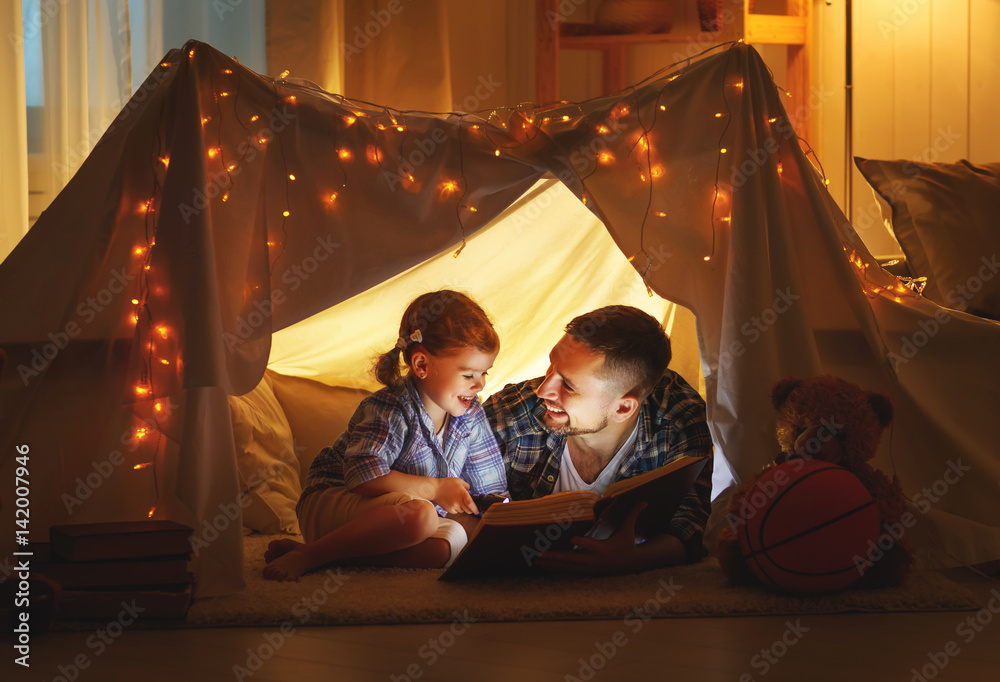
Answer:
717, 375, 914, 590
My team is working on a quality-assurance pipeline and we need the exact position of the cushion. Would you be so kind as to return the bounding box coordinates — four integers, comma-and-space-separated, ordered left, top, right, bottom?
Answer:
228, 373, 302, 534
266, 371, 371, 487
855, 157, 1000, 320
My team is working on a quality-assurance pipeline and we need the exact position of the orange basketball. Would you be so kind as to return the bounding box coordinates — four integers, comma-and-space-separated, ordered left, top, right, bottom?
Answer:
735, 459, 881, 594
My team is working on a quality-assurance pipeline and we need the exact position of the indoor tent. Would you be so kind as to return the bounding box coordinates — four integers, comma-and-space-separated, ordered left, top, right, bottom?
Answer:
2, 41, 998, 598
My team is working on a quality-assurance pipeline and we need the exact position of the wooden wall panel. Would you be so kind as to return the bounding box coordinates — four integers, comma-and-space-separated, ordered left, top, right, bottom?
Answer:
969, 0, 1000, 162
931, 0, 970, 161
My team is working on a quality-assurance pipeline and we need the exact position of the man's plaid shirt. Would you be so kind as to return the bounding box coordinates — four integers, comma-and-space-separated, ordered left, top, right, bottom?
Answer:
299, 377, 508, 514
482, 369, 714, 561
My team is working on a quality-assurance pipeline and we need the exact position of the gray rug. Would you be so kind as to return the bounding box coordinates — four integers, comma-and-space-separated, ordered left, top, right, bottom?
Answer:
179, 533, 979, 627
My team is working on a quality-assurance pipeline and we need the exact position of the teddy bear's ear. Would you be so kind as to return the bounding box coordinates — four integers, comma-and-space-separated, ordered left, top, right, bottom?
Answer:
868, 392, 893, 427
771, 378, 802, 408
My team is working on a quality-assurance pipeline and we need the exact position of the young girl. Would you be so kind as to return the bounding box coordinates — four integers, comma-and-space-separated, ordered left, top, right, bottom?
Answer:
263, 290, 508, 581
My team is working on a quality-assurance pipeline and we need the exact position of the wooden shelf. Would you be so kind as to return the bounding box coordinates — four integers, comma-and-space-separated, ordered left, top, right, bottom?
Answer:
535, 0, 814, 144
745, 14, 807, 45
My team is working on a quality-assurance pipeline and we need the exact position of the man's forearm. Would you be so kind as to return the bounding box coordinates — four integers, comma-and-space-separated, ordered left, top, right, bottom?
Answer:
631, 533, 688, 571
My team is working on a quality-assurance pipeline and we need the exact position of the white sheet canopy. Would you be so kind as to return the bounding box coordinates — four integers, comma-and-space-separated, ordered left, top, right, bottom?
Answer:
2, 42, 998, 596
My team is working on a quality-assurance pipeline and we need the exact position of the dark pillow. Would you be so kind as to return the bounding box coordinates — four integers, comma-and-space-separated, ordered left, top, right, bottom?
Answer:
855, 157, 1000, 320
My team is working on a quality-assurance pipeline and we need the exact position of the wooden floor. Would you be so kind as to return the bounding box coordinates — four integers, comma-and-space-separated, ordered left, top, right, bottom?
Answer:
8, 570, 1000, 682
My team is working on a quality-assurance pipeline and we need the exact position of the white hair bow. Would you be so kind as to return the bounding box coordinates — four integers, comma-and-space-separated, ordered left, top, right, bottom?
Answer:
395, 329, 423, 350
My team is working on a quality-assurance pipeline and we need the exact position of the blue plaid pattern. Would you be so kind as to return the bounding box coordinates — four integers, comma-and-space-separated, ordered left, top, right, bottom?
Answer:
300, 377, 508, 512
482, 369, 714, 561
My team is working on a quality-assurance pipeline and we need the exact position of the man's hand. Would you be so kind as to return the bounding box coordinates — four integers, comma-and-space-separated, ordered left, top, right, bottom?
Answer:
535, 502, 648, 576
434, 477, 479, 515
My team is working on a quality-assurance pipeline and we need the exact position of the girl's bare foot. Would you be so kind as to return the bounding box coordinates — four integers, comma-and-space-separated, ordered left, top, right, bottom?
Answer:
262, 546, 313, 582
264, 538, 301, 563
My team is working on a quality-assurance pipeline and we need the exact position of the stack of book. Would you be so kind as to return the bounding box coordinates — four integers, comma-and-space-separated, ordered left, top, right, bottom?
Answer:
36, 520, 195, 619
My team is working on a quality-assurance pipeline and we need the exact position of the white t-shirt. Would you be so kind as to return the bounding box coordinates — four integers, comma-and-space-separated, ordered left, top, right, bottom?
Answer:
552, 421, 639, 495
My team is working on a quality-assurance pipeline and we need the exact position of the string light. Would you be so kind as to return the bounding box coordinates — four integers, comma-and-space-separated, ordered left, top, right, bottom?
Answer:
282, 210, 290, 217
288, 174, 296, 181
148, 506, 156, 518
223, 69, 232, 74
134, 462, 153, 470
250, 115, 260, 123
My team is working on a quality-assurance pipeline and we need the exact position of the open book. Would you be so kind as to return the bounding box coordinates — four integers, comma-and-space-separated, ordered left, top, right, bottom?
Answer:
440, 455, 708, 580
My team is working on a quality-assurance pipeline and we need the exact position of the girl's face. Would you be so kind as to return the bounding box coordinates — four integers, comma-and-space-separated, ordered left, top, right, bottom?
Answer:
411, 346, 498, 421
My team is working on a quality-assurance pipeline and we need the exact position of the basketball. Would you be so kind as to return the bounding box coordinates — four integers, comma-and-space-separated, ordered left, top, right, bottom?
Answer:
734, 459, 881, 594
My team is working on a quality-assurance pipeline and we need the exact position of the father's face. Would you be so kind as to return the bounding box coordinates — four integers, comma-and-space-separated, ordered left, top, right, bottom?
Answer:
535, 334, 616, 436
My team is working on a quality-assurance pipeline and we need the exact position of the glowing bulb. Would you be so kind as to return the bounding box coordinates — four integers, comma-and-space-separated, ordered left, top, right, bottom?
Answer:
159, 157, 170, 169
344, 115, 356, 126
645, 284, 654, 297
562, 115, 570, 122
651, 165, 664, 178
135, 385, 150, 396
495, 149, 500, 157
159, 358, 170, 365
466, 206, 478, 212
598, 151, 614, 165
154, 401, 164, 413
131, 298, 140, 305
286, 95, 297, 103
219, 91, 230, 97
160, 62, 170, 68
396, 126, 405, 132
597, 125, 610, 135
440, 180, 458, 195
715, 113, 723, 118
208, 148, 220, 159
250, 115, 259, 122
288, 174, 296, 181
768, 117, 778, 123
134, 462, 152, 470
328, 192, 338, 202
279, 69, 290, 78
222, 192, 229, 202
282, 210, 290, 217
156, 326, 168, 339
733, 81, 744, 90
659, 105, 666, 111
148, 506, 156, 518
188, 49, 194, 58
201, 116, 210, 125
227, 163, 236, 172
130, 313, 139, 324
703, 255, 712, 261
338, 148, 352, 161
134, 246, 146, 256
135, 427, 148, 439
720, 148, 728, 154
656, 211, 667, 217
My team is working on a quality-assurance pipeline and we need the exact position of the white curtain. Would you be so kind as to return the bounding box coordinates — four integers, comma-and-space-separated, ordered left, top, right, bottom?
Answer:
0, 0, 267, 265
0, 2, 29, 263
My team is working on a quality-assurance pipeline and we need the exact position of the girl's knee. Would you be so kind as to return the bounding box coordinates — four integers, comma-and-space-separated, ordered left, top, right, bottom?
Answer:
396, 499, 439, 544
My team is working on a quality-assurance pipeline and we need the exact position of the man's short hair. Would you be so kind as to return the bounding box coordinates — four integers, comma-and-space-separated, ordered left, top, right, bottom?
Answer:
565, 305, 671, 399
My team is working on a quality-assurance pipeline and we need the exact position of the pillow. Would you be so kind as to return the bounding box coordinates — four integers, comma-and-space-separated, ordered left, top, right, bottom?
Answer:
228, 373, 302, 534
266, 370, 371, 487
855, 157, 1000, 320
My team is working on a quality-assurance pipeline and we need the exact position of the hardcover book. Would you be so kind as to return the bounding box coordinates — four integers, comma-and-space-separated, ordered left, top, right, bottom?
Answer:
440, 455, 708, 579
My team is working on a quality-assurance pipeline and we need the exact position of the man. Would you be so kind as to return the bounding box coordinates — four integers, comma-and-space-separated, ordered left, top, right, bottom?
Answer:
482, 305, 713, 574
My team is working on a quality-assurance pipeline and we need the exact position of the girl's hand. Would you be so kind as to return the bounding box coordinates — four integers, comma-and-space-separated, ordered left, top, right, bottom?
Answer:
434, 477, 479, 515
